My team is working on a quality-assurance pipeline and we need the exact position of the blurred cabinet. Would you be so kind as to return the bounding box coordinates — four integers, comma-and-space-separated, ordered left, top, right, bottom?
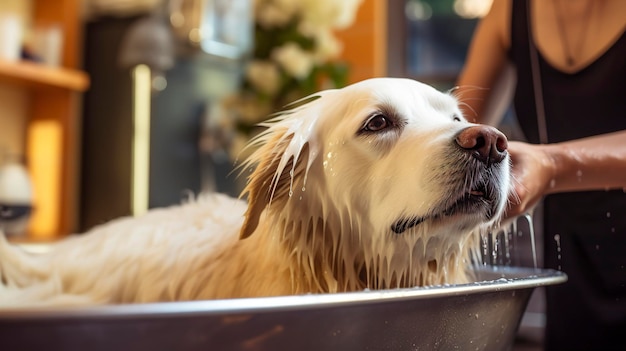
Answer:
336, 0, 388, 83
0, 0, 89, 239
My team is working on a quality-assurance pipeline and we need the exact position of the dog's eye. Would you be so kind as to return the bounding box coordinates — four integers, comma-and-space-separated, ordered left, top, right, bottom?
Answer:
363, 114, 391, 132
453, 115, 462, 122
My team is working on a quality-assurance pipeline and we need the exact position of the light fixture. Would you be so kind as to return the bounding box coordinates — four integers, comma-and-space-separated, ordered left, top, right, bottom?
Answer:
118, 2, 175, 216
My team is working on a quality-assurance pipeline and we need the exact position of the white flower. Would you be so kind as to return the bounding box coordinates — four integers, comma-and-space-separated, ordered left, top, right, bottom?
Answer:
246, 60, 281, 96
272, 0, 301, 14
224, 0, 364, 147
300, 0, 363, 30
272, 42, 314, 79
333, 0, 364, 29
312, 29, 342, 62
296, 23, 342, 63
296, 20, 317, 38
256, 2, 294, 29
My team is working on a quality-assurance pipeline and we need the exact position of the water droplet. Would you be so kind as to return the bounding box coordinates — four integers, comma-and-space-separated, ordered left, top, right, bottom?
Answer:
288, 190, 293, 197
554, 234, 562, 270
301, 186, 306, 192
606, 212, 611, 218
611, 227, 616, 233
549, 179, 556, 188
481, 232, 490, 266
524, 214, 538, 269
576, 169, 583, 182
595, 244, 600, 250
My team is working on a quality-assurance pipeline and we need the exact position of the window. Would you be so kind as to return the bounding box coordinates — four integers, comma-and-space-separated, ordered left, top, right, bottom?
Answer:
387, 0, 492, 89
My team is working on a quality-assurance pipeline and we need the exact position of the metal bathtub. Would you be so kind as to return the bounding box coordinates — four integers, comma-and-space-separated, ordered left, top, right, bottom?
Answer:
0, 266, 566, 351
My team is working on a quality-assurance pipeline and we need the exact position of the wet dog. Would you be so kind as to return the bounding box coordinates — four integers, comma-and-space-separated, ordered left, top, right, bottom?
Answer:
0, 78, 511, 306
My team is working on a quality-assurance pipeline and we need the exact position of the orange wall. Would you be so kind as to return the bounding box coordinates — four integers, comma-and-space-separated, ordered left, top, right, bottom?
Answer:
336, 0, 387, 83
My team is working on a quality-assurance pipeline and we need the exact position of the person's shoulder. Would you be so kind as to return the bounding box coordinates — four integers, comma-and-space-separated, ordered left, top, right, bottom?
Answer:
484, 0, 511, 24
483, 0, 512, 50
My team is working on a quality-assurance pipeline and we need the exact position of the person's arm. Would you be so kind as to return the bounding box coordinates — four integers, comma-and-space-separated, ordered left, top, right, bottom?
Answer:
506, 131, 626, 217
456, 0, 511, 124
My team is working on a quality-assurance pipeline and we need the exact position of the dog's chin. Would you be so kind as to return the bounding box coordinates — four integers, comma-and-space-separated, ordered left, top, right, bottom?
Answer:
437, 190, 497, 219
437, 180, 505, 219
431, 200, 499, 230
391, 189, 504, 234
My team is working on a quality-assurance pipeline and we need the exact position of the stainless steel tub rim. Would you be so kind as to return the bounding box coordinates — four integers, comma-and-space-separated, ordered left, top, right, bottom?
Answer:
0, 266, 567, 351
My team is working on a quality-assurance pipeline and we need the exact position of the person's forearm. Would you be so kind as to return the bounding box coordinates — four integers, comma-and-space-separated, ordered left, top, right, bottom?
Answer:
542, 130, 626, 194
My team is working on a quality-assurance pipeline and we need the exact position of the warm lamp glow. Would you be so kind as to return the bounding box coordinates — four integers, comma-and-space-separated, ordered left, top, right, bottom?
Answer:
27, 120, 62, 238
132, 64, 152, 216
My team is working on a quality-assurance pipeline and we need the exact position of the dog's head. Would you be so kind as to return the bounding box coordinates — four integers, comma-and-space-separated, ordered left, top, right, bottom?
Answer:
238, 78, 512, 287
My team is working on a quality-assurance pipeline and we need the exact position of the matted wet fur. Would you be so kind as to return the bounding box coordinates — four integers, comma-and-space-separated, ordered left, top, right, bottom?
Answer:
0, 78, 512, 306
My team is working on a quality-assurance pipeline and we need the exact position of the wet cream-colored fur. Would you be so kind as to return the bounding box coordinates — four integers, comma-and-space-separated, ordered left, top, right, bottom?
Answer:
0, 78, 511, 306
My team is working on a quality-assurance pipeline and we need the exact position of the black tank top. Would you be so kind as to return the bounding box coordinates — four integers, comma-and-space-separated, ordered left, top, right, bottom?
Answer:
509, 1, 626, 350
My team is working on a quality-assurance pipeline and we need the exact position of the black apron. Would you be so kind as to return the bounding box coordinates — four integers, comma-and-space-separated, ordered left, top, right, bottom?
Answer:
509, 1, 626, 350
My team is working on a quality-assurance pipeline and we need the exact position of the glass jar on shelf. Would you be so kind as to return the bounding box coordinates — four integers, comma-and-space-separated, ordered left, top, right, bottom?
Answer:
0, 151, 34, 237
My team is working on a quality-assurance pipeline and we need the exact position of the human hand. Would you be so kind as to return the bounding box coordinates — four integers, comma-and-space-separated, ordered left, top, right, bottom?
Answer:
504, 141, 556, 219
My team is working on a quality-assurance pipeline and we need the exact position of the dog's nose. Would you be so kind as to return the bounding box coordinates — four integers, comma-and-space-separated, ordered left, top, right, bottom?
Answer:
455, 126, 508, 165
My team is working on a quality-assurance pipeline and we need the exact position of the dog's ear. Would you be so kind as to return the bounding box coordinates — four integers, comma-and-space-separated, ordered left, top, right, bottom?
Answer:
239, 132, 308, 239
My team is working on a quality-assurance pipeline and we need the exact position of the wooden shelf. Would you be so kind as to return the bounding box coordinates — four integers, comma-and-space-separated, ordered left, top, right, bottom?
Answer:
0, 59, 89, 92
0, 0, 88, 239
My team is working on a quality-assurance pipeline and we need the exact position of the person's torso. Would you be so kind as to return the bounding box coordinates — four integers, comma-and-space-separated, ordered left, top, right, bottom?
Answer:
508, 0, 626, 143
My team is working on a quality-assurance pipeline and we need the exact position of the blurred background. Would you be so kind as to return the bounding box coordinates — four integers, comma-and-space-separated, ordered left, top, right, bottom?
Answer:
1, 0, 514, 239
0, 0, 542, 349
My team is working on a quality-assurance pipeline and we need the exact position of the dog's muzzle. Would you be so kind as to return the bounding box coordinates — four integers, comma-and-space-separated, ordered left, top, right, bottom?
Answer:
455, 126, 508, 166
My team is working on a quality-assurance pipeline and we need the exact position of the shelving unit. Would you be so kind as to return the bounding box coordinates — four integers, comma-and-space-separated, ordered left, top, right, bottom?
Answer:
0, 0, 89, 240
0, 59, 88, 91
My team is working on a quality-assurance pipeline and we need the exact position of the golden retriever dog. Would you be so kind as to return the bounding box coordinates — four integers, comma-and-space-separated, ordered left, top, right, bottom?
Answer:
0, 78, 511, 307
